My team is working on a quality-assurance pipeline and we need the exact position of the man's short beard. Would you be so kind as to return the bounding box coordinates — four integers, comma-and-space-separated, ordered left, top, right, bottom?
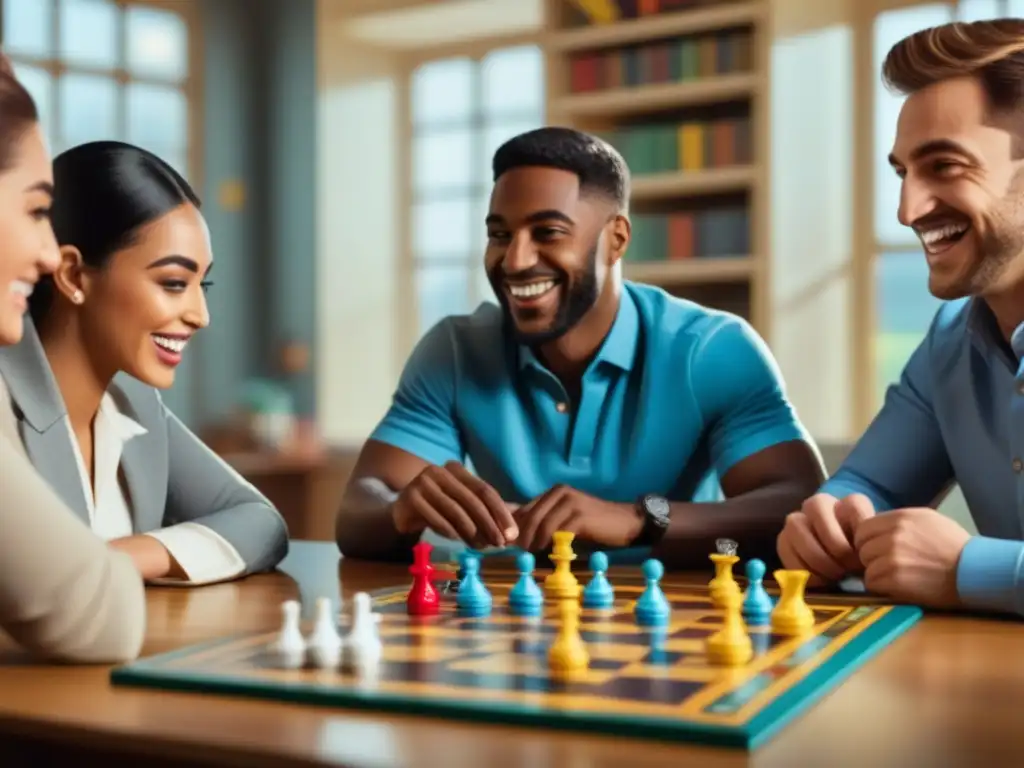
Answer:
494, 244, 600, 346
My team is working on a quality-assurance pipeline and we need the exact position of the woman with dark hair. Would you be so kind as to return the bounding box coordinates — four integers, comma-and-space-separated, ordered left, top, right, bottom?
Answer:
0, 140, 289, 586
0, 54, 147, 662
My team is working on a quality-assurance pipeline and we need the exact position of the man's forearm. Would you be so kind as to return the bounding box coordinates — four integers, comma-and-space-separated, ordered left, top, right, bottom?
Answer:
335, 477, 420, 561
654, 480, 813, 569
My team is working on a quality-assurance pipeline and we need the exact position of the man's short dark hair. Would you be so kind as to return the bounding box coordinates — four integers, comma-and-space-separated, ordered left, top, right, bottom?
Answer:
491, 126, 630, 210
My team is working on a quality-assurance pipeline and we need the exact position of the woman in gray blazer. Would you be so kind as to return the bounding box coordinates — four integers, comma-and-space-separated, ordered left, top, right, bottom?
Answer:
0, 54, 146, 662
0, 141, 289, 586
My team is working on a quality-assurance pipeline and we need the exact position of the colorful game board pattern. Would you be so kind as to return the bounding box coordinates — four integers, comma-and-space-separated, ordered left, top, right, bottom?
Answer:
109, 571, 922, 749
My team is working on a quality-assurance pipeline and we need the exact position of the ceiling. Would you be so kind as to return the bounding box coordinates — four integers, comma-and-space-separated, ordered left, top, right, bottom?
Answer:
340, 0, 544, 49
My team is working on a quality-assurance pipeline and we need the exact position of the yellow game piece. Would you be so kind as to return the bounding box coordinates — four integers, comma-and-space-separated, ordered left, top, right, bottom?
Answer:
771, 569, 815, 635
548, 597, 589, 675
709, 553, 742, 607
705, 590, 752, 666
544, 531, 580, 599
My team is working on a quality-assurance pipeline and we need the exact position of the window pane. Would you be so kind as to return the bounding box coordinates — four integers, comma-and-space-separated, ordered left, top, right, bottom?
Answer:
874, 251, 943, 403
126, 83, 187, 153
13, 64, 53, 143
413, 197, 474, 261
481, 119, 544, 186
3, 0, 53, 58
482, 45, 544, 118
416, 265, 472, 336
411, 58, 474, 128
59, 73, 118, 146
125, 5, 188, 82
873, 4, 952, 246
59, 0, 119, 68
413, 128, 474, 195
957, 0, 1001, 20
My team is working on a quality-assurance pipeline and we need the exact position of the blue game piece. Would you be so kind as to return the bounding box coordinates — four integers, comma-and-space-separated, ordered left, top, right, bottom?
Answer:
508, 552, 543, 616
456, 551, 492, 617
582, 551, 615, 609
742, 558, 774, 626
634, 558, 670, 626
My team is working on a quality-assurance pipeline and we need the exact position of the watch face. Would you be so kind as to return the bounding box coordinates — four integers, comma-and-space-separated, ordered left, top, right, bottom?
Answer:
644, 494, 671, 523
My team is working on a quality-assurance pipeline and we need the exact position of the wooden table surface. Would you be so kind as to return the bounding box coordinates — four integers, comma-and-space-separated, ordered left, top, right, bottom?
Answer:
0, 540, 1020, 767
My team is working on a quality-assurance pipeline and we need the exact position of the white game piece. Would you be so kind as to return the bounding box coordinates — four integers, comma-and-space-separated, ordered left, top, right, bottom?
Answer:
343, 592, 382, 671
307, 596, 343, 668
270, 599, 306, 669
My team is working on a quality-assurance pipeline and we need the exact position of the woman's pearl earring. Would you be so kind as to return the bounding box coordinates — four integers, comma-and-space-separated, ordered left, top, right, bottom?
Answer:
71, 290, 83, 304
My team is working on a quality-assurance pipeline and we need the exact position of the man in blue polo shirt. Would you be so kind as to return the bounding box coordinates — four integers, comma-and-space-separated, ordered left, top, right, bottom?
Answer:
778, 19, 1024, 617
336, 126, 823, 565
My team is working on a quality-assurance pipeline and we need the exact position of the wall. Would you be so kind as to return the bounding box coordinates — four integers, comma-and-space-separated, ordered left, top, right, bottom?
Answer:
189, 0, 317, 427
315, 3, 403, 445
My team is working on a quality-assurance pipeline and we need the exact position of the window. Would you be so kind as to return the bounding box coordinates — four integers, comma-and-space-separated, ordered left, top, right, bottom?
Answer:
870, 0, 1016, 406
409, 45, 545, 337
3, 0, 195, 418
2, 0, 193, 176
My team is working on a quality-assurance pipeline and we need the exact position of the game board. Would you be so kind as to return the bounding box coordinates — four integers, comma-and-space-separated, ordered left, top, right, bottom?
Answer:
109, 567, 922, 749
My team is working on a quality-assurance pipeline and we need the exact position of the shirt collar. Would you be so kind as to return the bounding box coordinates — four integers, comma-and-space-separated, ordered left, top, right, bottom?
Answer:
517, 286, 640, 374
97, 392, 148, 443
966, 298, 1024, 361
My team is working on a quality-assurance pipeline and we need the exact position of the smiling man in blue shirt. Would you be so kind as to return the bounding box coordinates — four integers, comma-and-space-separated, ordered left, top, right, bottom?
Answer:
779, 19, 1024, 617
337, 127, 823, 565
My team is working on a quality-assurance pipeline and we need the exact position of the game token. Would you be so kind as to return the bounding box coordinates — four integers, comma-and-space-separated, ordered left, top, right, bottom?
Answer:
582, 551, 614, 609
407, 541, 440, 616
508, 551, 543, 616
634, 558, 670, 626
741, 559, 774, 625
771, 570, 815, 635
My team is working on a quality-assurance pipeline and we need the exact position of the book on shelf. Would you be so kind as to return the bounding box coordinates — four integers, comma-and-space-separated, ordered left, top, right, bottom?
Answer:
568, 29, 752, 92
627, 206, 749, 262
564, 0, 728, 27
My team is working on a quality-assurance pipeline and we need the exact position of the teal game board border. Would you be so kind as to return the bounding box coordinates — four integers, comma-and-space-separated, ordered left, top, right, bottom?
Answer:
109, 599, 922, 750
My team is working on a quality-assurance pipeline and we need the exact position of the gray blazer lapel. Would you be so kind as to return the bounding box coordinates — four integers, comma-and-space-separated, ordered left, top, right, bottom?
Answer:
0, 321, 91, 523
110, 382, 168, 533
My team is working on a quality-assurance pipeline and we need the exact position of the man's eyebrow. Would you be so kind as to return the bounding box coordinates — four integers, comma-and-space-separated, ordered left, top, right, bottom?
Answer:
485, 210, 575, 226
888, 138, 981, 167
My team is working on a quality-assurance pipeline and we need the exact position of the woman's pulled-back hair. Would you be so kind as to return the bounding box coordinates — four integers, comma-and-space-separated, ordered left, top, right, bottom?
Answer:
29, 141, 201, 324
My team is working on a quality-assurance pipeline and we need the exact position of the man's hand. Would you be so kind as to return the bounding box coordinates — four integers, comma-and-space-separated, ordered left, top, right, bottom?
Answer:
854, 507, 970, 608
391, 461, 518, 548
777, 493, 875, 586
513, 485, 642, 552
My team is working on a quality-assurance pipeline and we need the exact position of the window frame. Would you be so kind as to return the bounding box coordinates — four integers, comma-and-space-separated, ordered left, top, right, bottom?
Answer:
0, 0, 203, 191
398, 33, 547, 348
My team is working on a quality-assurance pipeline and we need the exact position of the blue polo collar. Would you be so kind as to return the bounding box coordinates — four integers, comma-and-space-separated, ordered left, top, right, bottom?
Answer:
517, 287, 640, 374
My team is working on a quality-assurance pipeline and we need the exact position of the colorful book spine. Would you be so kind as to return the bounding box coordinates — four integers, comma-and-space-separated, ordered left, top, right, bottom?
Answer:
623, 207, 750, 262
567, 30, 753, 93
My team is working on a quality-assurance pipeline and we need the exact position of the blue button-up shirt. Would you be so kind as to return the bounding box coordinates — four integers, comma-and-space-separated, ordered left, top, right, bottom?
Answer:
823, 298, 1024, 617
371, 281, 809, 510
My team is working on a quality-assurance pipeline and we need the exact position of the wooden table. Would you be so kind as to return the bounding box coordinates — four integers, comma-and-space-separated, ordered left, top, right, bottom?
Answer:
0, 541, 1020, 767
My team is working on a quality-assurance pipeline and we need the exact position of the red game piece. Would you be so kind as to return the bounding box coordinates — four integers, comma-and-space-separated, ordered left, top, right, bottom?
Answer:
407, 541, 440, 615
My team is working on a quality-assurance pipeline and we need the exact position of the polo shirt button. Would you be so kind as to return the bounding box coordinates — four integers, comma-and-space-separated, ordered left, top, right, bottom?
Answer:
1014, 458, 1023, 474
555, 402, 568, 413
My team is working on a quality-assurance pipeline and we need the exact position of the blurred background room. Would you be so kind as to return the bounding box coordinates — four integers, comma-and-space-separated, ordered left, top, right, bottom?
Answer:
0, 0, 1004, 541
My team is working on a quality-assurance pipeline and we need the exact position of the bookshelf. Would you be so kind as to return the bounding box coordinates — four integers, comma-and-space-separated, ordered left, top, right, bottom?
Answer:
543, 0, 770, 335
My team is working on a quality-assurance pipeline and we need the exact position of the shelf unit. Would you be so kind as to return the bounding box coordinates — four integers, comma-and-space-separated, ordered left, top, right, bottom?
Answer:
542, 0, 770, 335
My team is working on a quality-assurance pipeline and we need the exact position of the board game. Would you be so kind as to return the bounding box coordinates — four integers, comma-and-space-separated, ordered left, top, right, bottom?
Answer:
110, 543, 922, 750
